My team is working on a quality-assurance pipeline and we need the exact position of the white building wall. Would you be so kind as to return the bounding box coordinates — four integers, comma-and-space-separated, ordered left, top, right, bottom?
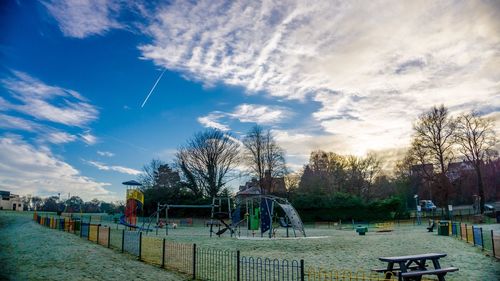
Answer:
0, 195, 24, 211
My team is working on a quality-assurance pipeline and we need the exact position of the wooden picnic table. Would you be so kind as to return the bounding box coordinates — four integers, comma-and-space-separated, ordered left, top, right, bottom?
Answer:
377, 253, 458, 281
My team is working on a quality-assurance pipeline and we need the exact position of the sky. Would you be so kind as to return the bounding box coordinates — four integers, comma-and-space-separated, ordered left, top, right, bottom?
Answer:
0, 0, 499, 202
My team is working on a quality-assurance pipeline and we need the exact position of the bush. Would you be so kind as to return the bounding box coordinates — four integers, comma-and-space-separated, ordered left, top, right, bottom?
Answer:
290, 192, 404, 222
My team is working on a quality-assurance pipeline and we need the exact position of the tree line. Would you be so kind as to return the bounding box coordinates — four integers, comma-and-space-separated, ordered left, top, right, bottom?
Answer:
138, 105, 497, 219
26, 195, 124, 214
27, 105, 496, 219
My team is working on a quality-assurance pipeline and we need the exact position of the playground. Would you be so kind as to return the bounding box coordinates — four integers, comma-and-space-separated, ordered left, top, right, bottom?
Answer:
5, 184, 493, 281
0, 209, 496, 281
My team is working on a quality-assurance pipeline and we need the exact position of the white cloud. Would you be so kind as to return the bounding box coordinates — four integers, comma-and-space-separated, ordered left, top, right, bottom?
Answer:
0, 113, 78, 145
2, 71, 99, 127
0, 135, 114, 201
86, 160, 142, 175
140, 0, 500, 155
0, 113, 39, 132
46, 132, 77, 144
97, 151, 114, 157
198, 104, 291, 130
230, 104, 291, 124
42, 0, 122, 38
197, 112, 230, 131
80, 132, 98, 145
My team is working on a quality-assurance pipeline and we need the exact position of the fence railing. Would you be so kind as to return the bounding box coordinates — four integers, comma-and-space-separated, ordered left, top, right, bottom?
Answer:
447, 221, 500, 259
35, 213, 483, 280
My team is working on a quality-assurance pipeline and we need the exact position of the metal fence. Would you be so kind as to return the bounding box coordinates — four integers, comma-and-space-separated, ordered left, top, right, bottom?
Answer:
447, 221, 500, 259
36, 214, 489, 281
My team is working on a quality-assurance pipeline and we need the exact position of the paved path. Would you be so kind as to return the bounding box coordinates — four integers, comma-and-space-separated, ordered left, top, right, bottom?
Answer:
0, 212, 186, 281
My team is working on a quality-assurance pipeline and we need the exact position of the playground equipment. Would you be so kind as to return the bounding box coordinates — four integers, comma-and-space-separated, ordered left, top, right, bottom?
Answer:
232, 194, 306, 238
140, 194, 306, 238
121, 180, 144, 230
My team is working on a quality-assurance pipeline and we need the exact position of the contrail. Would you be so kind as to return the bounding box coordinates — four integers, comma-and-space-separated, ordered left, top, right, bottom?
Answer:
141, 69, 166, 108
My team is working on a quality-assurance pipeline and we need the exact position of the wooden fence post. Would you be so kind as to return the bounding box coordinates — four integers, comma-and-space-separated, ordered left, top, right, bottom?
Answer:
97, 225, 100, 244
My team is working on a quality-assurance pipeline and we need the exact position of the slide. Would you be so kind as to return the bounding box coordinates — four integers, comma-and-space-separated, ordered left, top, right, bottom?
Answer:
119, 215, 139, 229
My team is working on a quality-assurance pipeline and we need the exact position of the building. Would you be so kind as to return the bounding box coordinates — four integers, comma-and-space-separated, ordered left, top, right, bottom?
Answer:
237, 170, 287, 196
0, 190, 24, 211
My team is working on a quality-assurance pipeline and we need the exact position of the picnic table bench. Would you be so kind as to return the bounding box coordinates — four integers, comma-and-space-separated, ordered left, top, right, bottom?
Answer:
376, 253, 458, 281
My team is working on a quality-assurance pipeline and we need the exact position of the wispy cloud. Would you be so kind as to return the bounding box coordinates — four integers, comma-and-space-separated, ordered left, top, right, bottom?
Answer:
97, 151, 114, 157
197, 112, 230, 131
85, 160, 142, 175
0, 113, 78, 145
230, 104, 291, 124
80, 132, 98, 145
140, 0, 500, 155
2, 71, 99, 127
46, 132, 77, 144
0, 135, 114, 201
42, 0, 123, 38
198, 104, 291, 130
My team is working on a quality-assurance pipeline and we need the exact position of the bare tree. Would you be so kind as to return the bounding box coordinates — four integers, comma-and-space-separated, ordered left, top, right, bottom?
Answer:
412, 105, 456, 175
138, 159, 165, 189
242, 125, 286, 193
176, 129, 239, 197
455, 111, 497, 213
409, 105, 456, 205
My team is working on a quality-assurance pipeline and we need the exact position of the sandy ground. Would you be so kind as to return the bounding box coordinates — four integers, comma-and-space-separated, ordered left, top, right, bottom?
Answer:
0, 211, 186, 281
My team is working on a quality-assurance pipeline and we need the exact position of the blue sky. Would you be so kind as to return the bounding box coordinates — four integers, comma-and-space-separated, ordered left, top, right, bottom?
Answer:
1, 0, 499, 201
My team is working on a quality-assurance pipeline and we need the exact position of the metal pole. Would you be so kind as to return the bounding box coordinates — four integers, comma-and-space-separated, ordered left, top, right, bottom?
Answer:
480, 228, 484, 251
236, 250, 241, 281
139, 231, 142, 260
121, 229, 125, 253
161, 238, 166, 268
300, 259, 305, 281
192, 243, 197, 279
107, 227, 111, 248
491, 230, 496, 258
166, 206, 169, 236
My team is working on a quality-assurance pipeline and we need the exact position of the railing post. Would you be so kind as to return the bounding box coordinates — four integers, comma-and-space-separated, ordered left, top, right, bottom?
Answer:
236, 250, 240, 281
107, 227, 111, 248
465, 224, 469, 243
97, 225, 100, 244
139, 232, 142, 260
491, 230, 496, 257
161, 238, 166, 268
121, 229, 125, 253
80, 222, 83, 238
472, 226, 475, 245
300, 259, 305, 281
192, 243, 197, 280
480, 228, 484, 251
